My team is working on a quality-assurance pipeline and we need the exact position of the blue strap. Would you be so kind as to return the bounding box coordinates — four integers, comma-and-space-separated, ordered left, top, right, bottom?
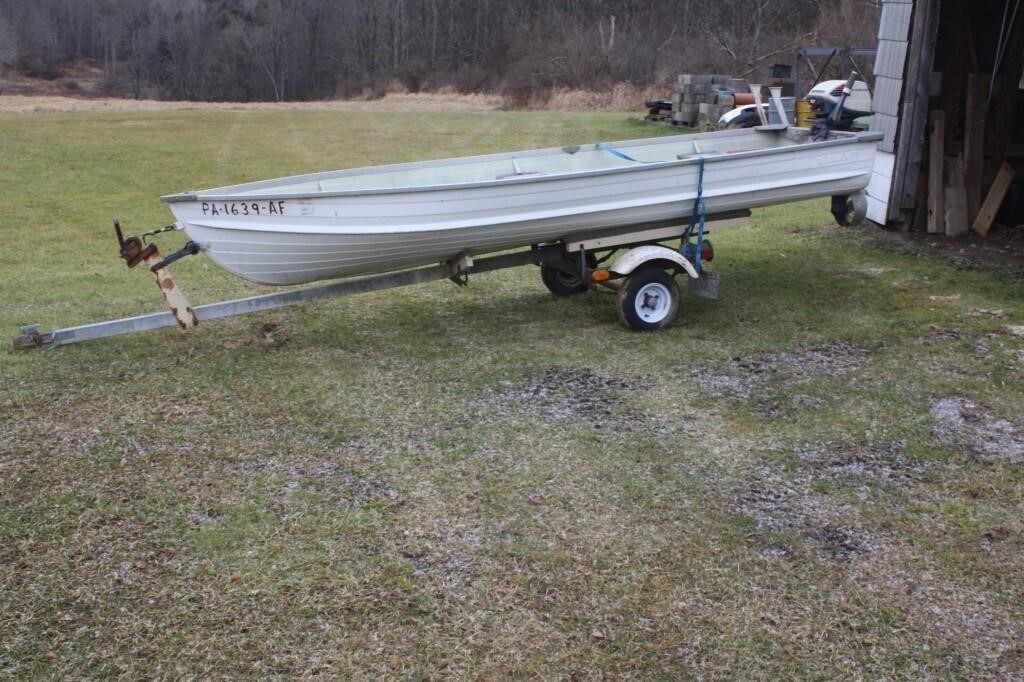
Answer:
595, 142, 652, 164
683, 156, 708, 275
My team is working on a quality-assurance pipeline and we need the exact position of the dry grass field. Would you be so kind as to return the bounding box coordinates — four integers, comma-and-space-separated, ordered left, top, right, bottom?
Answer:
1, 99, 1023, 679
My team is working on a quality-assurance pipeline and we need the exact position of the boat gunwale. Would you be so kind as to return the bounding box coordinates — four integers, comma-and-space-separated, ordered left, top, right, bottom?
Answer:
162, 129, 883, 204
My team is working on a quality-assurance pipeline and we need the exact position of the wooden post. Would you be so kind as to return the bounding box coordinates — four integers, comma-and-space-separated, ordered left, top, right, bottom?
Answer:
927, 111, 945, 234
963, 73, 988, 223
972, 162, 1016, 236
944, 154, 969, 237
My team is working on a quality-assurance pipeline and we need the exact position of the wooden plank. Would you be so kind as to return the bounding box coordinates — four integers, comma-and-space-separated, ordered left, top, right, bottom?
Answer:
963, 73, 988, 223
927, 110, 945, 234
972, 162, 1016, 236
891, 0, 941, 221
944, 154, 969, 237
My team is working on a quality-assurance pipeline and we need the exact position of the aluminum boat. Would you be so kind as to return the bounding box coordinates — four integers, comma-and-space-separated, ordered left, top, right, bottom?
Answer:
161, 126, 881, 285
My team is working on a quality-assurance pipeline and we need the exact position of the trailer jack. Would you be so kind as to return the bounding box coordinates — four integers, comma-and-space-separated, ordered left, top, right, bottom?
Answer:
114, 219, 199, 330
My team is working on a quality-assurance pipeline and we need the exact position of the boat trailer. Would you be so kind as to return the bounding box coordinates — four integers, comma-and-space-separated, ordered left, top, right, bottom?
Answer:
12, 212, 747, 350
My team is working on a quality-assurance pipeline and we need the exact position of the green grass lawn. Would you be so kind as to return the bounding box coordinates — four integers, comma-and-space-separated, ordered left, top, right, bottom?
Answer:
1, 105, 1023, 679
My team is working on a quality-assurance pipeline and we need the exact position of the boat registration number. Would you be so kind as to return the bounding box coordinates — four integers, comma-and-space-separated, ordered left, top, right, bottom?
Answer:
816, 151, 860, 167
200, 200, 287, 217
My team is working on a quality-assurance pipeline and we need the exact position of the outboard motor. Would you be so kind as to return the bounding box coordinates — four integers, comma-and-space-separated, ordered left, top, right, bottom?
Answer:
808, 72, 871, 138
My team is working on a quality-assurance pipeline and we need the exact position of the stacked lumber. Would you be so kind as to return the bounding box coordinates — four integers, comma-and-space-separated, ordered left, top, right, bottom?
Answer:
671, 74, 749, 129
925, 71, 1020, 237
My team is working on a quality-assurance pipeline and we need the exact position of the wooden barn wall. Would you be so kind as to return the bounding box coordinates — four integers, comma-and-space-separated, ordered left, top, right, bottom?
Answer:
890, 0, 941, 222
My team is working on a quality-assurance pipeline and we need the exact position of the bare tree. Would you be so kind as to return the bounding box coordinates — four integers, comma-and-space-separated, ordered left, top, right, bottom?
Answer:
702, 0, 819, 77
0, 0, 872, 101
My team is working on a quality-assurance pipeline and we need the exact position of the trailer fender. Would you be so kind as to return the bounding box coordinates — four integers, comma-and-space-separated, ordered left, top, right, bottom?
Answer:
609, 245, 699, 279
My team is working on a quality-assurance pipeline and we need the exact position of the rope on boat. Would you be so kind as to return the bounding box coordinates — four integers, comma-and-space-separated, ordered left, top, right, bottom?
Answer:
595, 142, 652, 164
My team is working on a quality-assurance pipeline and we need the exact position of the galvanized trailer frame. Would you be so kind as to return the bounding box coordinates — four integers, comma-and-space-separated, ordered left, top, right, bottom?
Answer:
13, 213, 745, 350
14, 247, 554, 349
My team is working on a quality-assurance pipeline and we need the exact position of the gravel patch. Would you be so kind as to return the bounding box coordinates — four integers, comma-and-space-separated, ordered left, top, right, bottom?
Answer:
912, 325, 1000, 348
813, 525, 878, 561
795, 440, 927, 485
735, 440, 913, 561
848, 549, 1024, 675
396, 521, 483, 595
495, 365, 655, 431
241, 457, 398, 505
930, 396, 1024, 463
736, 464, 879, 561
689, 340, 870, 402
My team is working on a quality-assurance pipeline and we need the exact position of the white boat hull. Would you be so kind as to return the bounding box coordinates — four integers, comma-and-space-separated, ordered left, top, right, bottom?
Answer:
163, 128, 881, 285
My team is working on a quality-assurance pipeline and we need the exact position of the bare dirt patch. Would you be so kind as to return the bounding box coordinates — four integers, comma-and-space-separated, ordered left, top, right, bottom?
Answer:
930, 396, 1024, 463
856, 221, 1024, 274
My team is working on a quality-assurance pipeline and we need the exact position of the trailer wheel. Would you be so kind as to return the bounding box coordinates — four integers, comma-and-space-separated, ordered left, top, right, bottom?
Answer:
617, 267, 680, 331
540, 253, 596, 296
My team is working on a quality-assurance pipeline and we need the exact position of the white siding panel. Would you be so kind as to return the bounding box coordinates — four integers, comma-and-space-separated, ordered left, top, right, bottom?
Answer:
875, 39, 908, 78
871, 113, 900, 152
879, 3, 913, 41
874, 76, 904, 117
866, 151, 896, 225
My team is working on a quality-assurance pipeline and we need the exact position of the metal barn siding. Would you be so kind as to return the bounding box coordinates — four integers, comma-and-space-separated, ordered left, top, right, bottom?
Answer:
867, 0, 914, 223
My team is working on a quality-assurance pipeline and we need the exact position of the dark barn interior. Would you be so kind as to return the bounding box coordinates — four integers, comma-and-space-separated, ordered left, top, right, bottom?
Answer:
892, 0, 1024, 236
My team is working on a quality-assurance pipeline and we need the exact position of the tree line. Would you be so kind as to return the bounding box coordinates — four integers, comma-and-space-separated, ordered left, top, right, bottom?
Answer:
0, 0, 879, 102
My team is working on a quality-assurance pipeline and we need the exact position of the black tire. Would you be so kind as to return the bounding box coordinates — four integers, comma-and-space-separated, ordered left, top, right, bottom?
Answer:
617, 267, 680, 331
540, 253, 597, 296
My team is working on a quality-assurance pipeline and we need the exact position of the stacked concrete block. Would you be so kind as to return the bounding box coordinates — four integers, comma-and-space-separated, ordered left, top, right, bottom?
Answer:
671, 74, 747, 129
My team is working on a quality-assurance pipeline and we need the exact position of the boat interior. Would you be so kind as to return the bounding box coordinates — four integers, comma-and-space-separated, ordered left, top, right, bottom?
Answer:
176, 127, 838, 198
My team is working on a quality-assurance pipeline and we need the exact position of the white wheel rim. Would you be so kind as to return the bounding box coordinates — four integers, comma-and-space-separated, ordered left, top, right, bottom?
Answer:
633, 282, 672, 323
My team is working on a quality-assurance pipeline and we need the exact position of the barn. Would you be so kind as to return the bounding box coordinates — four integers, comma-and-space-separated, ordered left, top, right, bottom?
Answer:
867, 0, 1024, 235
